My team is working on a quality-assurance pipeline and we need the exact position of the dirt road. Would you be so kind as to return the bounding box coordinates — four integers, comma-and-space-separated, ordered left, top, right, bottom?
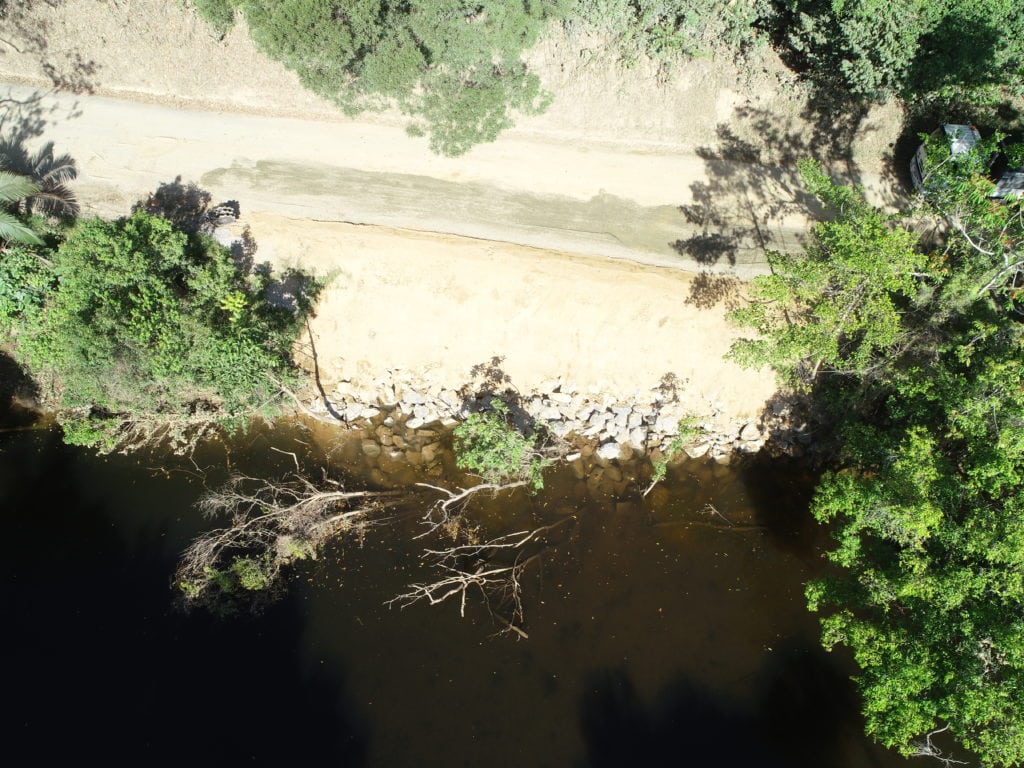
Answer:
0, 80, 819, 276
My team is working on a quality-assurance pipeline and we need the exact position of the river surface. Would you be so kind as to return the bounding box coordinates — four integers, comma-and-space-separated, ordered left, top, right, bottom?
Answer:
1, 411, 914, 767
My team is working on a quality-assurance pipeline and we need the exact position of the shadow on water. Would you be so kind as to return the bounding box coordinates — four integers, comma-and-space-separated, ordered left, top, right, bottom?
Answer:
742, 454, 825, 557
0, 412, 916, 767
577, 640, 885, 768
0, 428, 369, 764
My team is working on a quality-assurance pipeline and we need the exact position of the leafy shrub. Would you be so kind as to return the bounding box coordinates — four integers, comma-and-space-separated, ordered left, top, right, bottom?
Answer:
783, 0, 1024, 104
0, 244, 55, 332
648, 415, 701, 488
229, 556, 272, 591
9, 211, 319, 451
906, 0, 1024, 106
569, 0, 774, 65
190, 0, 237, 35
783, 0, 929, 99
454, 399, 550, 490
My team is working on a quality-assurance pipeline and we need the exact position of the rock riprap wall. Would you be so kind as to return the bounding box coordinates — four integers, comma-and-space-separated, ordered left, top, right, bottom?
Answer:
304, 371, 809, 465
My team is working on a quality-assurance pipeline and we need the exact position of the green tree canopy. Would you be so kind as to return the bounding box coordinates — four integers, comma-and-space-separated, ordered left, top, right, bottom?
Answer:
784, 0, 1024, 105
807, 305, 1024, 765
5, 211, 318, 451
728, 160, 929, 387
730, 158, 1024, 765
194, 0, 564, 156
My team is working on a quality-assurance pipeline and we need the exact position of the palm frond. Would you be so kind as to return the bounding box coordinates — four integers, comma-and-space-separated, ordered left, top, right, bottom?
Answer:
0, 208, 42, 245
0, 170, 40, 205
26, 142, 78, 188
26, 183, 79, 218
0, 140, 78, 217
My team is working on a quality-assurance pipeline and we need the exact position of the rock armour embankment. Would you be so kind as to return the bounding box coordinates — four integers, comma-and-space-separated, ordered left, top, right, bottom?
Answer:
304, 370, 811, 469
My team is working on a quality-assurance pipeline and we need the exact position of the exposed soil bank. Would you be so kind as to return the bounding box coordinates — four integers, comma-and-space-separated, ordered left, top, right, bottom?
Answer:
236, 213, 777, 429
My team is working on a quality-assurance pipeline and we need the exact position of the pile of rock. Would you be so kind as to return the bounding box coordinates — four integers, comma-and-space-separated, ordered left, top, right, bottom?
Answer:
304, 370, 775, 464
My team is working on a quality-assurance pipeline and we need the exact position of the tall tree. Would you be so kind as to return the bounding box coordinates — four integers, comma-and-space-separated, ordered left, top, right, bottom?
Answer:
730, 159, 1024, 765
728, 160, 929, 388
192, 0, 564, 156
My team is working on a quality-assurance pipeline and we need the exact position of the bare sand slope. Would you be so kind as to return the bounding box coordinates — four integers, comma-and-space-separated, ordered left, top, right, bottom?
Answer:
0, 75, 789, 421
247, 213, 777, 425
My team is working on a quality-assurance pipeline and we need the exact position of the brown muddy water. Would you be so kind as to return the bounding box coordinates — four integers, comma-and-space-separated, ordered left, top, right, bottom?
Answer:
1, 410, 914, 767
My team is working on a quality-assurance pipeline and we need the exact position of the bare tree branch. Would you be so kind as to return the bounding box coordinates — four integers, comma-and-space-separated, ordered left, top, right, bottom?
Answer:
175, 472, 401, 608
911, 725, 969, 767
389, 515, 574, 638
412, 480, 529, 538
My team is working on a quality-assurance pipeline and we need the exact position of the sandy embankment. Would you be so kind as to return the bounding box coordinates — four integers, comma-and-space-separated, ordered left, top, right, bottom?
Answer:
243, 213, 776, 428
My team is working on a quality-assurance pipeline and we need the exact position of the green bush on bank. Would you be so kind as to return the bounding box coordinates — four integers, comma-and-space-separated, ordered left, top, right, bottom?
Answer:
2, 211, 318, 451
454, 399, 550, 491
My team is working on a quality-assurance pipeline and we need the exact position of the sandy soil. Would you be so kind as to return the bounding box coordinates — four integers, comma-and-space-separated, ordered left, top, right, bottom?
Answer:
246, 213, 776, 423
0, 1, 909, 424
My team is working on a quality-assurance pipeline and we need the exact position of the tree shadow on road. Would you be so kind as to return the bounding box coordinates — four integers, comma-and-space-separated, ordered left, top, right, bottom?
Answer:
0, 86, 82, 149
672, 98, 899, 310
134, 175, 218, 233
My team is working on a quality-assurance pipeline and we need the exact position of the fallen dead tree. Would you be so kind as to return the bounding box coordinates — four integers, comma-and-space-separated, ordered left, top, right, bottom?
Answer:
392, 483, 576, 637
176, 468, 573, 636
175, 472, 402, 611
176, 397, 571, 628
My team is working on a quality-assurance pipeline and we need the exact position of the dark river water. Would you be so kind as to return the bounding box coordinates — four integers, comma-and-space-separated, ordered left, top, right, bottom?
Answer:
0, 406, 915, 767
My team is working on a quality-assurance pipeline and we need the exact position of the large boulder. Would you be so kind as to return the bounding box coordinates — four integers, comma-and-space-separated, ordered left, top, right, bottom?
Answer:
628, 427, 648, 450
739, 422, 763, 442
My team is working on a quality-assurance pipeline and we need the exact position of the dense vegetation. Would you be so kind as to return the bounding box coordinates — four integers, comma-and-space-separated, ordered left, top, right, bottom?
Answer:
190, 1, 1022, 154
192, 0, 565, 156
730, 143, 1024, 765
0, 208, 319, 452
